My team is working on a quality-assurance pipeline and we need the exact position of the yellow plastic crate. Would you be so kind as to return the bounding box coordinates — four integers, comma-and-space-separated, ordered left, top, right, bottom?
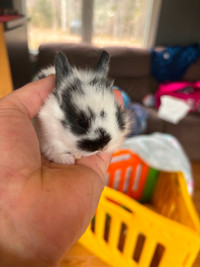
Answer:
79, 171, 200, 267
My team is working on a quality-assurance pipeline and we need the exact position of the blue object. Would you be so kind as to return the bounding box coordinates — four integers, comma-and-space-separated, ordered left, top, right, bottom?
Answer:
151, 44, 200, 82
112, 86, 149, 136
126, 103, 149, 137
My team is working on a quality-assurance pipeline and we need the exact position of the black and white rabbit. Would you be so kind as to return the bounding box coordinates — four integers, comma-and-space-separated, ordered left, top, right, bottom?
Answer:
33, 51, 129, 164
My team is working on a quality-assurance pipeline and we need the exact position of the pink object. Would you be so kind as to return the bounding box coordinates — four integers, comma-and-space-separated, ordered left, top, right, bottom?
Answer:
0, 15, 22, 22
155, 81, 200, 113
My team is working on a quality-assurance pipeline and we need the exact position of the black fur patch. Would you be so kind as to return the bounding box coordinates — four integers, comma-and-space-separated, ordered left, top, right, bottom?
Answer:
61, 88, 94, 135
116, 105, 126, 130
69, 78, 84, 95
77, 128, 111, 152
61, 100, 91, 135
94, 50, 109, 74
58, 78, 84, 96
53, 90, 59, 99
76, 110, 91, 129
37, 73, 47, 80
59, 75, 92, 135
89, 76, 113, 89
100, 110, 106, 118
55, 52, 72, 88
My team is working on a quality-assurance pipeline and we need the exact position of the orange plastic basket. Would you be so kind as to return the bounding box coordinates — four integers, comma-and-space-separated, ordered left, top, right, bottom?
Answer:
106, 149, 159, 202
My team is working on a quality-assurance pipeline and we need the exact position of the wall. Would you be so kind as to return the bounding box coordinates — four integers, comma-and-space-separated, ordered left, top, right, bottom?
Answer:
12, 0, 26, 14
0, 0, 12, 8
154, 0, 200, 46
0, 0, 25, 14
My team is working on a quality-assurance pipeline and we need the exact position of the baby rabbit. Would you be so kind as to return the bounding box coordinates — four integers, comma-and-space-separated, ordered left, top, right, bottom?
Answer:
33, 51, 129, 164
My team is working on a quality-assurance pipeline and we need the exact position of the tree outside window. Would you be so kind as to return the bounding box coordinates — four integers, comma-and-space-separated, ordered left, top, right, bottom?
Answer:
26, 0, 150, 51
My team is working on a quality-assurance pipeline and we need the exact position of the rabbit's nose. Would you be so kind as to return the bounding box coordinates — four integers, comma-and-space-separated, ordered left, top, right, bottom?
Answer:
77, 128, 111, 152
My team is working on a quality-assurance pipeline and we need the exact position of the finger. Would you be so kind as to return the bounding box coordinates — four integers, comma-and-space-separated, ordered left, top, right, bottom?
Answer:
113, 89, 124, 108
2, 75, 55, 119
76, 152, 112, 182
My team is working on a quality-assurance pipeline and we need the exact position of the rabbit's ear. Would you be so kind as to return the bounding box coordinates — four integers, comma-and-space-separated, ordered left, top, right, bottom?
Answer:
94, 50, 109, 75
55, 52, 72, 88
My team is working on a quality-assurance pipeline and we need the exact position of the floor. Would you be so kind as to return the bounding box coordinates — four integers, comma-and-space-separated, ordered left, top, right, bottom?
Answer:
60, 161, 200, 267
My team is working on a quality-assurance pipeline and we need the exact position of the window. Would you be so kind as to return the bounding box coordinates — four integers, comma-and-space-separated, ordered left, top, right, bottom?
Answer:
26, 0, 82, 51
93, 0, 149, 47
25, 0, 155, 51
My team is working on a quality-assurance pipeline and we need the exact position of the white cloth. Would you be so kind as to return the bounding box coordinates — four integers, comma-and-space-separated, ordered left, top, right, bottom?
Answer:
158, 95, 190, 124
123, 133, 193, 195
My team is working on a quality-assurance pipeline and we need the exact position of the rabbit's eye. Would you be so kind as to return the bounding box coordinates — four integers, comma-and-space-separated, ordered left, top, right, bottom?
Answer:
76, 113, 90, 130
77, 118, 87, 128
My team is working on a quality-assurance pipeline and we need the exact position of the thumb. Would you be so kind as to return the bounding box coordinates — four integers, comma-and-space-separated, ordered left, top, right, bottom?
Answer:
76, 152, 112, 182
1, 75, 55, 119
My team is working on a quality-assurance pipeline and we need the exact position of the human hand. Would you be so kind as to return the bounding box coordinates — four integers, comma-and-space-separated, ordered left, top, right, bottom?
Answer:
0, 75, 116, 266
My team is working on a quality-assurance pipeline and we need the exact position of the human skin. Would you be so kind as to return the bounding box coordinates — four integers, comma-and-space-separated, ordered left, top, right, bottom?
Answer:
0, 75, 122, 266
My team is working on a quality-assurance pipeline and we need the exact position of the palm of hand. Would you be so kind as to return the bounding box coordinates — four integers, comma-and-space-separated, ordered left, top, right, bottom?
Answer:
0, 76, 109, 266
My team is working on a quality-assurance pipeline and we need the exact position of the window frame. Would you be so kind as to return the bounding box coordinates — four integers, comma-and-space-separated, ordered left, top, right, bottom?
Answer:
143, 0, 163, 48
